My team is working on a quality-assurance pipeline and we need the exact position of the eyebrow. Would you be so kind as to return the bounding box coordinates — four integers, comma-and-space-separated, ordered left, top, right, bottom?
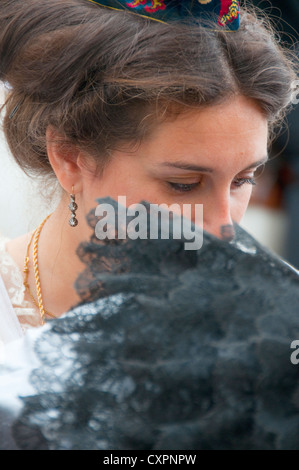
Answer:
159, 156, 269, 173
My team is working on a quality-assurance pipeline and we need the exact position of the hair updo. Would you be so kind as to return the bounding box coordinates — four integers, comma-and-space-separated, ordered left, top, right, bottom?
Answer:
0, 0, 297, 178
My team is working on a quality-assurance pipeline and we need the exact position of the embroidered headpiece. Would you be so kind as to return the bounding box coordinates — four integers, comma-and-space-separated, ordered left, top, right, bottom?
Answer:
88, 0, 240, 30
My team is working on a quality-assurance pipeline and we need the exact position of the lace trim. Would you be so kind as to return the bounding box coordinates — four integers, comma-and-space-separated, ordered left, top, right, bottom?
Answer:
0, 233, 41, 331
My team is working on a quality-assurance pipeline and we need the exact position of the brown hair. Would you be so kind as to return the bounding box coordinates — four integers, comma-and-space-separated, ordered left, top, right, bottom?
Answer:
0, 0, 297, 178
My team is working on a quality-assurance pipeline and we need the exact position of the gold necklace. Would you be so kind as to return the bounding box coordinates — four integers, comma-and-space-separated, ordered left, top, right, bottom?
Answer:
23, 213, 56, 324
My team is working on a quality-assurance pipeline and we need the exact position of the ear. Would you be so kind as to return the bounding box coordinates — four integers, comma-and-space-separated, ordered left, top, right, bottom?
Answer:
46, 126, 84, 194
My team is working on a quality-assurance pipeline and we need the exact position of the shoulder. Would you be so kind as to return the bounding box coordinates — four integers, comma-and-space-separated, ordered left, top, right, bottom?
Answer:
0, 232, 9, 250
3, 232, 34, 274
0, 230, 33, 300
0, 231, 40, 330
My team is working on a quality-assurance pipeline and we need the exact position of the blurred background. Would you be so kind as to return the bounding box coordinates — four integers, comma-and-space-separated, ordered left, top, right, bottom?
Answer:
0, 82, 58, 239
0, 0, 298, 268
241, 0, 299, 268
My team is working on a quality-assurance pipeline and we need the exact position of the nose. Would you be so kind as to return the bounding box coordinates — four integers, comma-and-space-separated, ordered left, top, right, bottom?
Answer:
203, 191, 235, 241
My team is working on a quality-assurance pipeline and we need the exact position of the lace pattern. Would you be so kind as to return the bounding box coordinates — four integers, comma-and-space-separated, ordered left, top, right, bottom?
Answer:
4, 199, 299, 450
0, 233, 41, 332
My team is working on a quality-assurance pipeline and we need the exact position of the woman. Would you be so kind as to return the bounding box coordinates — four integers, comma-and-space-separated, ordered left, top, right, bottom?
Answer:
0, 0, 297, 335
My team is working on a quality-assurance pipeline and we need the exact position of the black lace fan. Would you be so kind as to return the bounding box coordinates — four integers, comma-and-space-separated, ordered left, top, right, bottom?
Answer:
1, 197, 299, 450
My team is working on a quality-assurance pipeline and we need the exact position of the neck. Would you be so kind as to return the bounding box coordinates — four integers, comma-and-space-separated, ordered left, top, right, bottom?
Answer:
33, 195, 92, 316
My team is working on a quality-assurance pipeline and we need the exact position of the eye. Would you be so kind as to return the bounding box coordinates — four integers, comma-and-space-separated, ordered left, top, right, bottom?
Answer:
167, 182, 200, 193
232, 177, 257, 188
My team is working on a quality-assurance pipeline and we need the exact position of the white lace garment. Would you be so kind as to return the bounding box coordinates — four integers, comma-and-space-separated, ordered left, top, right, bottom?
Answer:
0, 233, 41, 337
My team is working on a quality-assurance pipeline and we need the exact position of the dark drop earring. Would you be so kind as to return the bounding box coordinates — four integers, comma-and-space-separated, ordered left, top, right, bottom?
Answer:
69, 186, 78, 227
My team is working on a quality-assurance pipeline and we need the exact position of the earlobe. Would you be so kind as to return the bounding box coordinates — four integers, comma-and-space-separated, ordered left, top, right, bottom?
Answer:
46, 126, 82, 194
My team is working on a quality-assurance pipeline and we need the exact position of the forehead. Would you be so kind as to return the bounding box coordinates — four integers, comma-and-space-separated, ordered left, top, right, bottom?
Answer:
144, 95, 268, 170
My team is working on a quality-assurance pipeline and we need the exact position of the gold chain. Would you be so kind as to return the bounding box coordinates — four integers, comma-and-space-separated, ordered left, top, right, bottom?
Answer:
23, 213, 56, 324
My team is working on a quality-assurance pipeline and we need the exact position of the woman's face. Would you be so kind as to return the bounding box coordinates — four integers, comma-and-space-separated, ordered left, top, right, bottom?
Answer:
79, 95, 268, 239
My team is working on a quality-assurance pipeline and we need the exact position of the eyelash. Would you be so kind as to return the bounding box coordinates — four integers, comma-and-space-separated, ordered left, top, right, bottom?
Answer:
233, 177, 257, 188
168, 177, 257, 193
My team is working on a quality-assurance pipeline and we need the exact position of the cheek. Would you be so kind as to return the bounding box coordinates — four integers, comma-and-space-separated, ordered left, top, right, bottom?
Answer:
231, 186, 254, 223
87, 168, 164, 207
